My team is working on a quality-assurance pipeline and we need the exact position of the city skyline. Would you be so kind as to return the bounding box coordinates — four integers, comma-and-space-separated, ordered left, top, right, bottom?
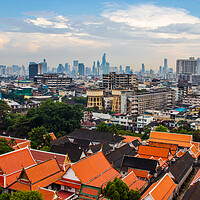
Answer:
1, 1, 200, 70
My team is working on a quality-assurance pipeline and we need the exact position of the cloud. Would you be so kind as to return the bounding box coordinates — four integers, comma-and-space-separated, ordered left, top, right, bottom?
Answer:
102, 4, 200, 29
25, 15, 69, 29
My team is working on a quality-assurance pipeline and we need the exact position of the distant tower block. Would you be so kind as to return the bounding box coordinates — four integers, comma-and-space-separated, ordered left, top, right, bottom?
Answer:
87, 90, 104, 110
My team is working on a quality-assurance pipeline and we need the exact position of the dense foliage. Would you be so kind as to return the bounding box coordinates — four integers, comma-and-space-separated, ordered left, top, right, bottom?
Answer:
103, 178, 140, 200
96, 122, 149, 140
155, 125, 168, 132
6, 99, 82, 138
0, 188, 43, 200
0, 138, 14, 155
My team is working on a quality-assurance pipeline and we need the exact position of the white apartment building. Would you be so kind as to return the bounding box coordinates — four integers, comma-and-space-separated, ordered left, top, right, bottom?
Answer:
137, 116, 155, 128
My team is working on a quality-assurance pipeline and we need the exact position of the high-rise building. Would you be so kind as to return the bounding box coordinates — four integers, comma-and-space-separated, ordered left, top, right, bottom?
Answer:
102, 72, 138, 90
78, 63, 85, 76
97, 60, 100, 75
41, 59, 47, 73
159, 66, 162, 74
142, 64, 145, 73
57, 64, 65, 73
101, 53, 110, 74
92, 61, 96, 75
73, 60, 78, 72
29, 62, 43, 78
163, 58, 168, 74
125, 66, 131, 74
65, 63, 70, 72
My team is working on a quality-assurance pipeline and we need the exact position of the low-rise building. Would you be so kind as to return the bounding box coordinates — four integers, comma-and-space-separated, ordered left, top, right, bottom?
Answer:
137, 116, 155, 128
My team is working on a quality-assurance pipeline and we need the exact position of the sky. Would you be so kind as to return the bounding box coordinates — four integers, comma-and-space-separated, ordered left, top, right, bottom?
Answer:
1, 0, 200, 71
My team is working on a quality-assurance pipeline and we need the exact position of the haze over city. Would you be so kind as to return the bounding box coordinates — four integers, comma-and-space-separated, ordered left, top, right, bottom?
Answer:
1, 0, 200, 70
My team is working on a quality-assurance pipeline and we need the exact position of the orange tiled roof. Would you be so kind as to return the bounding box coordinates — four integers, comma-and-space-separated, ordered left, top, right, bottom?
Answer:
0, 135, 30, 147
141, 174, 177, 200
189, 145, 200, 159
149, 141, 178, 155
38, 187, 59, 200
122, 136, 142, 143
191, 142, 199, 149
148, 131, 192, 148
71, 151, 120, 187
138, 145, 170, 159
122, 171, 137, 186
9, 158, 64, 191
122, 171, 146, 191
176, 150, 185, 158
0, 147, 36, 187
128, 169, 149, 179
130, 179, 146, 191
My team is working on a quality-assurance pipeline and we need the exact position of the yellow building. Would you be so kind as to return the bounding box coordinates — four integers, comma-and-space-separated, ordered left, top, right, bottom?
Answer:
87, 90, 103, 110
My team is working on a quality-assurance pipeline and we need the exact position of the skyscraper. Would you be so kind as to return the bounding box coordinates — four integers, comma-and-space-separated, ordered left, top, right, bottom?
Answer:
65, 63, 70, 72
97, 60, 100, 75
92, 61, 96, 75
57, 64, 65, 73
73, 60, 78, 72
142, 63, 145, 73
42, 59, 47, 73
29, 62, 43, 78
163, 58, 168, 74
125, 66, 131, 74
78, 63, 85, 76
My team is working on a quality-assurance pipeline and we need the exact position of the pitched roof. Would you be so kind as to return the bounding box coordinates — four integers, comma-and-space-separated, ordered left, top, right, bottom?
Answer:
182, 181, 200, 200
90, 142, 113, 155
121, 156, 159, 175
51, 135, 70, 146
128, 169, 150, 179
169, 152, 194, 183
67, 129, 125, 144
122, 171, 147, 191
138, 145, 170, 160
38, 187, 60, 200
50, 144, 84, 162
0, 147, 36, 187
122, 136, 142, 144
141, 173, 177, 200
106, 144, 136, 170
149, 141, 178, 155
71, 151, 121, 187
30, 149, 68, 169
148, 131, 192, 148
9, 158, 63, 191
189, 145, 200, 159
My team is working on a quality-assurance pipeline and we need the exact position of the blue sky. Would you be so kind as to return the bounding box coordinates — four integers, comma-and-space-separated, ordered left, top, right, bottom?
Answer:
1, 0, 200, 71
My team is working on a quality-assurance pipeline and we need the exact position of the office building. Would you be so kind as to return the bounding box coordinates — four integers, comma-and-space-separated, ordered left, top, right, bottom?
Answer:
122, 89, 175, 115
65, 63, 70, 72
102, 72, 138, 90
142, 64, 145, 73
125, 66, 131, 74
73, 60, 78, 72
163, 58, 168, 74
78, 63, 85, 76
57, 64, 65, 73
41, 59, 47, 73
29, 62, 43, 79
33, 74, 72, 87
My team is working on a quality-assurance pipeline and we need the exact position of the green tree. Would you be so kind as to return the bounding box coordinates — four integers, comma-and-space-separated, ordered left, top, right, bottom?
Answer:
0, 138, 14, 155
10, 190, 43, 200
155, 125, 168, 132
10, 115, 31, 137
0, 100, 11, 130
193, 130, 200, 142
27, 100, 82, 137
128, 189, 140, 200
103, 178, 140, 200
108, 124, 119, 135
0, 193, 10, 200
96, 122, 109, 132
28, 126, 52, 149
